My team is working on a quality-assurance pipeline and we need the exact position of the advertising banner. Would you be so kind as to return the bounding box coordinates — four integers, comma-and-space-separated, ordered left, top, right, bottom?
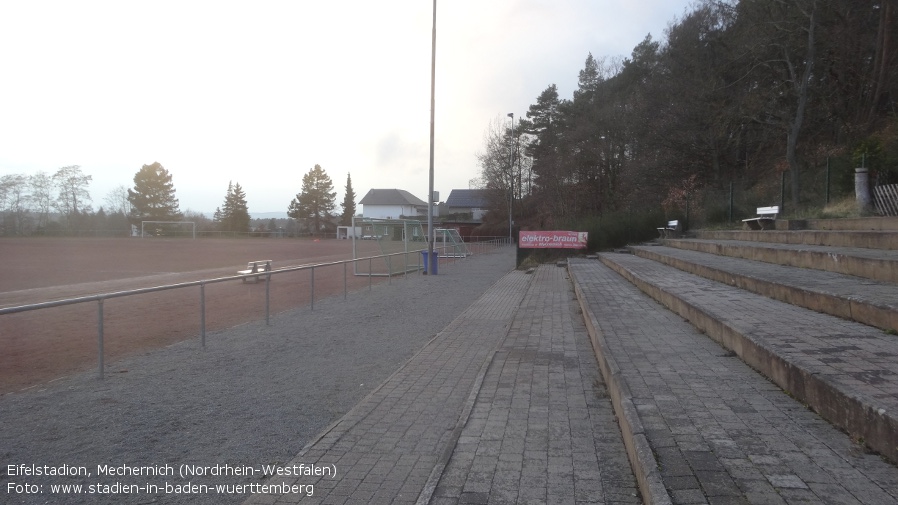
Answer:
518, 231, 588, 249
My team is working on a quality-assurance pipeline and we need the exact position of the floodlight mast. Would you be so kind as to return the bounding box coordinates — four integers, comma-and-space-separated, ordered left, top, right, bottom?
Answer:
426, 0, 437, 274
508, 112, 514, 242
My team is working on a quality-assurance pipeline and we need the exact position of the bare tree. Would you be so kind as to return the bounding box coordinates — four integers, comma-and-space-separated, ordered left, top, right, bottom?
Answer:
29, 171, 53, 229
476, 115, 526, 216
0, 174, 32, 234
781, 0, 818, 208
52, 165, 92, 223
104, 185, 133, 216
736, 0, 818, 208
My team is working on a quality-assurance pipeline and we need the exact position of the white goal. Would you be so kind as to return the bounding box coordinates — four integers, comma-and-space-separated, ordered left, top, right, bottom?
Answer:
434, 228, 470, 258
140, 221, 196, 239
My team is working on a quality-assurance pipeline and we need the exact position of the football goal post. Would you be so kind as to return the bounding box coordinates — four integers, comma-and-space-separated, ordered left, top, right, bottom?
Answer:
140, 221, 196, 239
434, 228, 470, 258
351, 217, 428, 276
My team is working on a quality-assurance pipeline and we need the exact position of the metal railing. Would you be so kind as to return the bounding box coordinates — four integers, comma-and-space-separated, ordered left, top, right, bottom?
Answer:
1, 239, 510, 379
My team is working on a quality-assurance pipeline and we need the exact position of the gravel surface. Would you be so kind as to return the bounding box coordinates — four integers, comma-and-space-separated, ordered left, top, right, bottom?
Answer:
0, 247, 516, 505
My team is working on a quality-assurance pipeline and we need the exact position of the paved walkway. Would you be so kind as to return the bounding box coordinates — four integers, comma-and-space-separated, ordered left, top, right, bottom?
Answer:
569, 257, 898, 504
241, 253, 898, 505
244, 264, 639, 505
430, 266, 639, 505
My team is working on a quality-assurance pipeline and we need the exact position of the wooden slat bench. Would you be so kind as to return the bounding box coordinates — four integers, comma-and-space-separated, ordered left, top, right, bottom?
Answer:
238, 260, 272, 282
742, 206, 779, 230
657, 220, 680, 238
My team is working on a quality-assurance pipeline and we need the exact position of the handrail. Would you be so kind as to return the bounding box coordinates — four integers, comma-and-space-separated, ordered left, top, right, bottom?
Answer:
1, 238, 509, 380
1, 248, 421, 315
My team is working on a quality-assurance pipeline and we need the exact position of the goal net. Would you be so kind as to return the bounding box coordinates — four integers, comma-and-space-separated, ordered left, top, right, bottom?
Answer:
351, 217, 428, 276
140, 221, 196, 239
434, 228, 470, 258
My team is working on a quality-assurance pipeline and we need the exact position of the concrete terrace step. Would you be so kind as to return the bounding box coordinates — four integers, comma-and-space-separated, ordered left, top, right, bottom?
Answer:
691, 229, 898, 250
801, 216, 898, 231
569, 258, 898, 505
662, 238, 898, 284
629, 245, 898, 333
594, 252, 898, 466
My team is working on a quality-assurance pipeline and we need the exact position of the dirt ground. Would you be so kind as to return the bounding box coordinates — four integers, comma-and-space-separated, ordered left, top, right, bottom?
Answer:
0, 237, 415, 394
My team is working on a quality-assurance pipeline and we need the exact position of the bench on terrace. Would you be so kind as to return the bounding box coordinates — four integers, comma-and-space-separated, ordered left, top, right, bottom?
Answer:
742, 206, 779, 230
657, 219, 681, 239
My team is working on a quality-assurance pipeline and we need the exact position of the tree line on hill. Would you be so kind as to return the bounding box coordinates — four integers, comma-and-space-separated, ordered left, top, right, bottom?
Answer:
0, 162, 356, 237
477, 0, 898, 238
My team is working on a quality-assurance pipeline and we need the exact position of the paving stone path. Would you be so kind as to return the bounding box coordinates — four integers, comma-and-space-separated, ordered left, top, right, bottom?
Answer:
245, 264, 640, 504
430, 265, 640, 505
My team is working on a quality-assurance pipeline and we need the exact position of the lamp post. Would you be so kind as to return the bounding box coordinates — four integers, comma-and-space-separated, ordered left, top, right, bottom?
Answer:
426, 0, 437, 273
507, 112, 514, 242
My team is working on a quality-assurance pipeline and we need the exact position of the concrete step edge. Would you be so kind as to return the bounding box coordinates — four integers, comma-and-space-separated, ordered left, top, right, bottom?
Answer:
629, 245, 898, 333
693, 229, 898, 250
570, 267, 673, 505
664, 238, 898, 284
598, 252, 898, 466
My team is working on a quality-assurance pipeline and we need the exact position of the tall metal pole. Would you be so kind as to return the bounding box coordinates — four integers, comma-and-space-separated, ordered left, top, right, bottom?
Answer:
508, 112, 514, 242
426, 0, 437, 274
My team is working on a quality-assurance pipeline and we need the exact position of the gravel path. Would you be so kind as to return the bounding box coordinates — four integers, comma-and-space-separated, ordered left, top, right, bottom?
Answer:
0, 247, 516, 505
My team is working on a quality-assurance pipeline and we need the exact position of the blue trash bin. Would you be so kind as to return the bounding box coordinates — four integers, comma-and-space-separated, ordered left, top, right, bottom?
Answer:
421, 250, 439, 275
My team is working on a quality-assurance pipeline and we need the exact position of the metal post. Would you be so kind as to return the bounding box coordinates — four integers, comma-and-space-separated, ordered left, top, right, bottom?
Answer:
200, 282, 206, 346
508, 112, 515, 242
825, 157, 831, 205
351, 216, 358, 276
426, 0, 437, 276
265, 273, 271, 325
369, 258, 372, 290
780, 170, 786, 214
343, 262, 347, 300
728, 182, 734, 222
310, 266, 315, 310
97, 298, 104, 379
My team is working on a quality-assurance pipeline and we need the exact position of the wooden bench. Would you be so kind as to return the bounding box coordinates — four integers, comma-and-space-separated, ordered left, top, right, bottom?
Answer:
238, 260, 272, 282
657, 219, 681, 238
742, 206, 779, 230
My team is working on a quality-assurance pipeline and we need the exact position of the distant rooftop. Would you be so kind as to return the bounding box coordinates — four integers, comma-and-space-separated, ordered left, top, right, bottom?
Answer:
359, 189, 427, 206
445, 189, 489, 208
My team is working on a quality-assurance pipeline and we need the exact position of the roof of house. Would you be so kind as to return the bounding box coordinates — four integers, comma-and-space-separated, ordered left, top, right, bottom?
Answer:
359, 189, 427, 206
445, 189, 490, 208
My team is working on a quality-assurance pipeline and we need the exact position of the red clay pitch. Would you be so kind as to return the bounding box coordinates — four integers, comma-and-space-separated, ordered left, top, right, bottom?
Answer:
0, 237, 399, 394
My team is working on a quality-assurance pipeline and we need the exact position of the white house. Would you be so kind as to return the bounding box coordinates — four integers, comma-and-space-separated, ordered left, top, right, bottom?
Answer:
359, 189, 429, 219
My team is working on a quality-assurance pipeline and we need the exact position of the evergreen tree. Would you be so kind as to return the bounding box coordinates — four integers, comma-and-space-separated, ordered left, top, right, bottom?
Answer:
213, 181, 250, 233
287, 164, 336, 234
340, 172, 357, 226
128, 162, 181, 223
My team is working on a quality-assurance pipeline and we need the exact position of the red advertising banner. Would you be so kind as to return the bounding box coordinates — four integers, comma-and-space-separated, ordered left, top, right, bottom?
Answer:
518, 231, 588, 249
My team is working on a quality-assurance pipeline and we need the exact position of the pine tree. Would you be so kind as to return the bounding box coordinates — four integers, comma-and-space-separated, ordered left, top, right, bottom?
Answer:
287, 164, 336, 234
128, 162, 181, 223
228, 182, 250, 232
214, 181, 250, 233
340, 172, 356, 226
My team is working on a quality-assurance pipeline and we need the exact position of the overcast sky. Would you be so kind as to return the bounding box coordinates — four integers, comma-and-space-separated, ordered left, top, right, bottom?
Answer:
0, 0, 693, 216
